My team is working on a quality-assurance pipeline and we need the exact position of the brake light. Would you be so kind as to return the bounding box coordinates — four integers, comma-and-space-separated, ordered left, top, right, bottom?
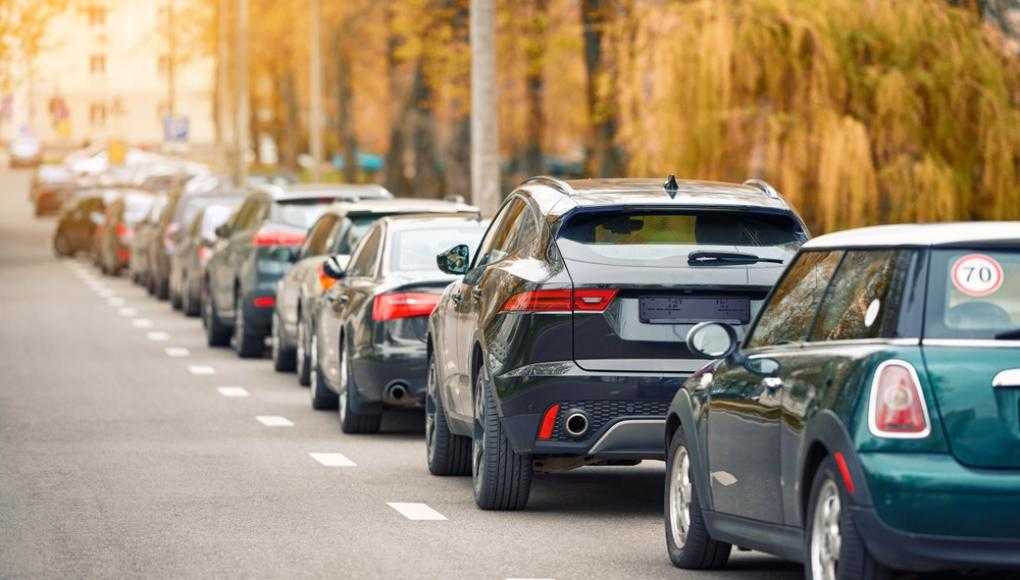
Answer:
869, 360, 930, 438
164, 223, 180, 252
253, 227, 305, 247
372, 292, 440, 321
499, 288, 619, 313
116, 222, 133, 242
197, 246, 212, 265
318, 263, 335, 292
252, 296, 275, 308
537, 404, 561, 440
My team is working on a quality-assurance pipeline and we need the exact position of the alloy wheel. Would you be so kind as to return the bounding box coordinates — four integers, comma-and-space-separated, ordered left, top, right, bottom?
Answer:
810, 479, 842, 580
337, 338, 349, 422
270, 314, 280, 362
296, 319, 306, 372
471, 377, 486, 493
424, 361, 438, 463
668, 446, 693, 549
310, 334, 321, 402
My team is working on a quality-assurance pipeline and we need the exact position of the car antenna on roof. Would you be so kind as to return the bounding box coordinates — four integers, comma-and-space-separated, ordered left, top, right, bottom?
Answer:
663, 174, 679, 199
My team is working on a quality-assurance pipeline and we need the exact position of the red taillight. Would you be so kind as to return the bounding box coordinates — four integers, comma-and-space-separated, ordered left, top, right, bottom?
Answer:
499, 288, 618, 313
252, 296, 275, 308
537, 403, 561, 440
869, 360, 930, 438
116, 222, 133, 242
197, 246, 212, 265
253, 227, 305, 247
318, 263, 336, 292
164, 222, 180, 252
372, 292, 441, 321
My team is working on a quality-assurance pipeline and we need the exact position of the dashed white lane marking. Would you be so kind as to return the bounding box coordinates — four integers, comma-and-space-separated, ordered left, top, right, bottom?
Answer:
118, 307, 138, 316
131, 318, 154, 328
147, 331, 170, 341
386, 502, 447, 521
188, 365, 216, 375
107, 297, 126, 307
309, 452, 357, 467
256, 415, 293, 427
164, 347, 190, 357
217, 386, 249, 398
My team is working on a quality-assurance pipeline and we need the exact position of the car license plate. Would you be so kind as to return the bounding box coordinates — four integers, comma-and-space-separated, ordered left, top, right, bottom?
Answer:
639, 296, 750, 324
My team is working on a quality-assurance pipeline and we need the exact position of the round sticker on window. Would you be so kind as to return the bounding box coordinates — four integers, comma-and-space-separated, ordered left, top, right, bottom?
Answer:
951, 254, 1004, 298
864, 299, 881, 328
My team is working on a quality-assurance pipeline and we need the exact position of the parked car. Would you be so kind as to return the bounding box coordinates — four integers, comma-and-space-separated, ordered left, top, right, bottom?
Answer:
203, 183, 391, 357
424, 176, 808, 510
9, 134, 42, 168
96, 190, 156, 276
272, 197, 480, 381
32, 165, 76, 216
666, 222, 1020, 578
52, 191, 111, 257
310, 215, 488, 431
168, 191, 245, 312
129, 193, 169, 287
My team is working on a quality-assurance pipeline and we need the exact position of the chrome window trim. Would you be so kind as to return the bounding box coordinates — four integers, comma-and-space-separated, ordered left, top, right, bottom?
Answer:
922, 339, 1020, 348
867, 359, 932, 440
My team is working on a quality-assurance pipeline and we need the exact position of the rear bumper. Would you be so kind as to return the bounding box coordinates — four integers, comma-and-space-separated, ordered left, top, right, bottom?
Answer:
241, 289, 276, 335
351, 342, 428, 408
492, 360, 683, 459
851, 505, 1020, 571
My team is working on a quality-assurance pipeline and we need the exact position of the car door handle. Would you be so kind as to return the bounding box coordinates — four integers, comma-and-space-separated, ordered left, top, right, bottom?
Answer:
762, 377, 785, 391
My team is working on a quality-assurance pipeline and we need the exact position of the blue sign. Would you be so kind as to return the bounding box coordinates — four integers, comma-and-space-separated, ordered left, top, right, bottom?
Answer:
163, 115, 190, 142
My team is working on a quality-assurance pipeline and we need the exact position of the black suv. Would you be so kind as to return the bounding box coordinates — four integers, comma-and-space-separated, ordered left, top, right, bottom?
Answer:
425, 176, 809, 510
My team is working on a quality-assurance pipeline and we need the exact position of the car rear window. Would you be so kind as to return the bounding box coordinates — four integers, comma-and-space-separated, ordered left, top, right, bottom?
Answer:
557, 210, 804, 265
200, 204, 238, 240
388, 225, 486, 273
123, 194, 155, 224
270, 199, 331, 229
177, 195, 239, 228
925, 249, 1020, 340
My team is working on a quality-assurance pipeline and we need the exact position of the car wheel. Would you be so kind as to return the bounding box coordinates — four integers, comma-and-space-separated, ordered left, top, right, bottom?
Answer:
806, 457, 890, 580
664, 427, 731, 569
426, 355, 471, 476
232, 293, 263, 358
157, 276, 169, 301
183, 275, 200, 317
309, 332, 339, 410
296, 317, 311, 386
203, 283, 231, 347
472, 365, 532, 510
337, 335, 380, 433
271, 312, 297, 372
53, 234, 72, 257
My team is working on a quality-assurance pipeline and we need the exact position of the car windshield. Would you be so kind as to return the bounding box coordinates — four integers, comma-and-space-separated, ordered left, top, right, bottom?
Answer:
199, 204, 237, 240
925, 248, 1020, 340
271, 199, 331, 229
557, 210, 804, 266
388, 224, 486, 273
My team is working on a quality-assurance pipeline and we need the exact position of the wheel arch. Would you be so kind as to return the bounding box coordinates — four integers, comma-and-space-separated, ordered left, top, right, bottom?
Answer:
798, 410, 874, 526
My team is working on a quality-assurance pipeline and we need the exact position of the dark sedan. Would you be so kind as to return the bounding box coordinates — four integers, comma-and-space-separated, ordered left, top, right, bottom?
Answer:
170, 197, 243, 316
310, 215, 487, 433
203, 184, 392, 357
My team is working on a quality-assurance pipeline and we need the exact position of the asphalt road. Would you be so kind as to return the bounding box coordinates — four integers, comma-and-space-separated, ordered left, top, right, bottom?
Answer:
0, 168, 805, 579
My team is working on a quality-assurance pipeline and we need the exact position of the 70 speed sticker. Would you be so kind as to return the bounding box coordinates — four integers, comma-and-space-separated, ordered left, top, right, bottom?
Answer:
951, 254, 1004, 298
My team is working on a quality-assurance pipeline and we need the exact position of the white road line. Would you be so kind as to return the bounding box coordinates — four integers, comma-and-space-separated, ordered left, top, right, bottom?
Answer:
256, 415, 293, 427
131, 318, 154, 328
118, 307, 137, 317
164, 347, 190, 357
309, 452, 357, 467
147, 331, 170, 341
386, 502, 447, 521
188, 365, 216, 375
107, 297, 126, 307
217, 386, 249, 398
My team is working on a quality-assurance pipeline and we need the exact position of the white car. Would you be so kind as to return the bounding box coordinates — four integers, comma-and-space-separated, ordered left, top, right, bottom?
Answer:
9, 135, 42, 168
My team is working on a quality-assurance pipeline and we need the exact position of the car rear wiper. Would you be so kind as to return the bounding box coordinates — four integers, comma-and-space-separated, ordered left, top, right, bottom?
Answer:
994, 328, 1020, 340
688, 252, 784, 267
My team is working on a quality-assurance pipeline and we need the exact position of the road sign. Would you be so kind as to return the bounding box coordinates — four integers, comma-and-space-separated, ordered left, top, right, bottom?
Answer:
163, 115, 190, 142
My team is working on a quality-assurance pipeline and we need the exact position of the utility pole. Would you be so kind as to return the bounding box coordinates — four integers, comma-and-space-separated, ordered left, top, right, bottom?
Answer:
308, 0, 324, 181
216, 0, 231, 171
470, 0, 501, 216
235, 0, 250, 185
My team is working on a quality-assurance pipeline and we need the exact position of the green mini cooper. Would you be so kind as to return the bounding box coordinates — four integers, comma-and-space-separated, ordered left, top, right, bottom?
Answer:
664, 222, 1020, 579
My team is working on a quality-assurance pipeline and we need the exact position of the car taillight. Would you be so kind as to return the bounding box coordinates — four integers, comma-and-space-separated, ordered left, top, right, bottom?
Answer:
253, 227, 305, 247
499, 288, 619, 313
869, 360, 930, 438
197, 246, 212, 265
372, 292, 441, 321
537, 404, 561, 440
252, 296, 275, 308
318, 263, 335, 292
164, 223, 180, 252
116, 222, 133, 242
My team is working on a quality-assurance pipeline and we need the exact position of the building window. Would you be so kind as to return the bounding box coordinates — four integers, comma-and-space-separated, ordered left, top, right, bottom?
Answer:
86, 5, 107, 27
89, 102, 108, 126
89, 54, 106, 75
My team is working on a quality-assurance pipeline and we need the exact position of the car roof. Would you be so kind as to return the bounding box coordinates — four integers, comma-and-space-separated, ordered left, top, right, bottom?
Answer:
519, 176, 794, 215
378, 214, 487, 231
267, 183, 393, 202
322, 198, 481, 216
803, 222, 1020, 249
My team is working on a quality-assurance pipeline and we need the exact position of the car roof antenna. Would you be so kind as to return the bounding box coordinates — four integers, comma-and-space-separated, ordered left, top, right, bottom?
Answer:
663, 174, 679, 199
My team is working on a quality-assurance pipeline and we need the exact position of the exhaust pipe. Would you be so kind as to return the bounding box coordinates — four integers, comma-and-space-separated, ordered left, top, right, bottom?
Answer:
564, 410, 590, 438
385, 382, 409, 404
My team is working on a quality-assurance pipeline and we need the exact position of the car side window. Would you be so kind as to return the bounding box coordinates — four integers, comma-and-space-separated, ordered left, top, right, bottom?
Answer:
346, 226, 382, 278
230, 199, 257, 231
809, 250, 908, 342
473, 198, 526, 268
746, 250, 844, 349
301, 215, 338, 258
507, 204, 541, 257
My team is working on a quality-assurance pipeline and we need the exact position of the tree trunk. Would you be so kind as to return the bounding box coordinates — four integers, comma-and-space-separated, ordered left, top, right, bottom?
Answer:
335, 25, 358, 183
383, 5, 409, 195
408, 60, 445, 198
444, 0, 471, 198
280, 67, 300, 170
580, 0, 625, 177
523, 0, 548, 177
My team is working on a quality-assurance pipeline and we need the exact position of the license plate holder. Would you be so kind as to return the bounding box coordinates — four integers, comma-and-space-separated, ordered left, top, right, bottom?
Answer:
639, 296, 750, 325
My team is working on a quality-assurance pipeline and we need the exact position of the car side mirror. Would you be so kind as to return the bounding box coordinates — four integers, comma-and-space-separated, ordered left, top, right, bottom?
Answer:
686, 321, 739, 359
214, 224, 231, 238
437, 244, 471, 276
322, 255, 350, 279
89, 211, 105, 226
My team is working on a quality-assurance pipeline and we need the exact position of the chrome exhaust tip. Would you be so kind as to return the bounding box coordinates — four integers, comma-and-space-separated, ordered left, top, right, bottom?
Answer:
564, 411, 590, 438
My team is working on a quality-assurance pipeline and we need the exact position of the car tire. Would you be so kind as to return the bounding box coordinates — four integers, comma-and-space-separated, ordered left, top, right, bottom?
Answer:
472, 365, 532, 511
53, 234, 72, 257
271, 312, 297, 372
664, 427, 731, 570
426, 355, 471, 476
203, 283, 231, 347
183, 277, 200, 317
806, 456, 890, 580
337, 336, 380, 433
309, 332, 339, 410
296, 317, 312, 386
156, 277, 169, 301
170, 285, 183, 310
232, 293, 263, 358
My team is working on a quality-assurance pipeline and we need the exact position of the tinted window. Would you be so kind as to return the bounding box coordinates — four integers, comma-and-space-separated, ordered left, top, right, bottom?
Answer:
200, 204, 236, 240
388, 224, 487, 273
231, 199, 260, 230
334, 214, 386, 254
925, 249, 1020, 339
474, 198, 526, 267
747, 250, 843, 348
347, 226, 382, 278
809, 250, 908, 342
302, 215, 339, 257
271, 199, 330, 229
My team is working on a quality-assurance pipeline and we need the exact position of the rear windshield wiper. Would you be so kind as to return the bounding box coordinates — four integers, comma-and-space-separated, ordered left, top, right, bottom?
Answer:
688, 251, 784, 267
994, 328, 1020, 340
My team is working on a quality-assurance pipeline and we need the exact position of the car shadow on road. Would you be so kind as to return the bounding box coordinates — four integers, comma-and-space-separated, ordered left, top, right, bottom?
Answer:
374, 408, 426, 439
524, 462, 666, 517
